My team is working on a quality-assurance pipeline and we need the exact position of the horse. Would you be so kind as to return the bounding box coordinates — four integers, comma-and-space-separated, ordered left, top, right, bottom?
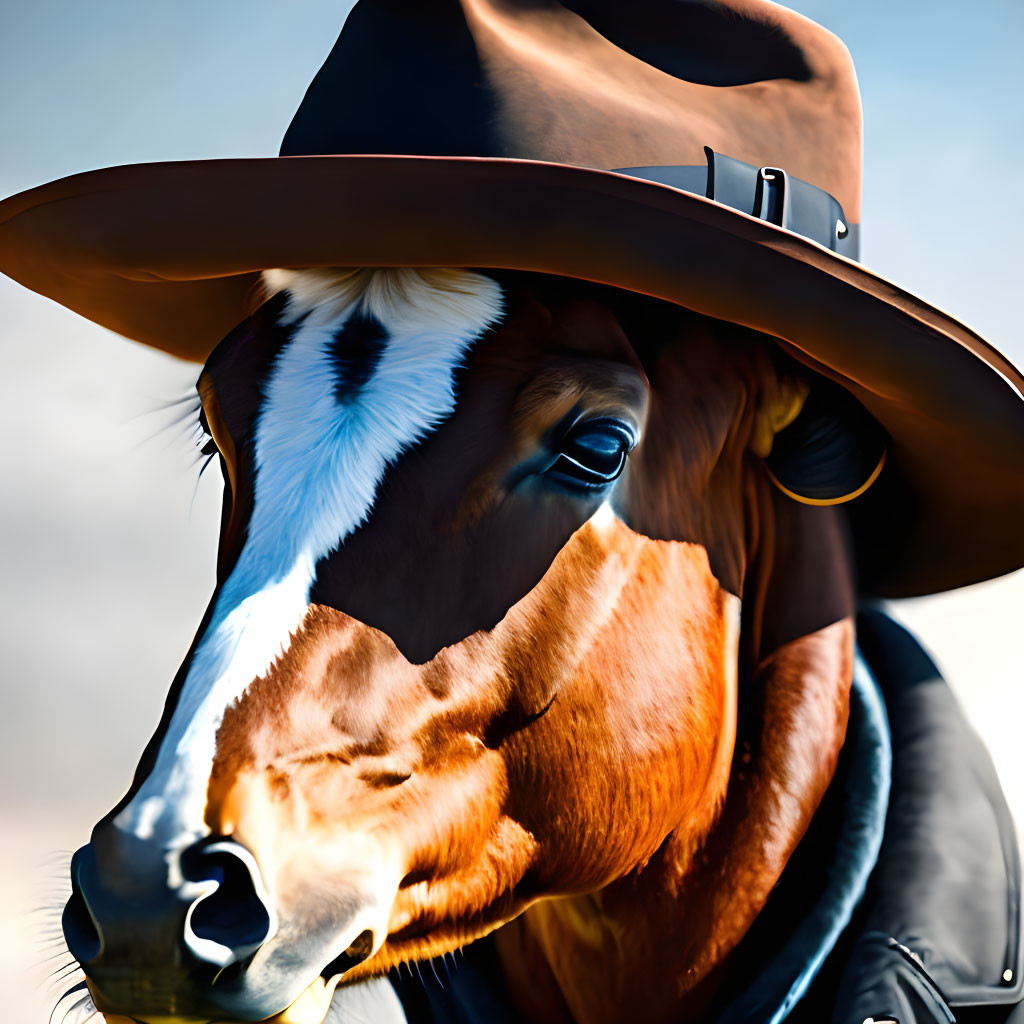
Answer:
57, 265, 861, 1024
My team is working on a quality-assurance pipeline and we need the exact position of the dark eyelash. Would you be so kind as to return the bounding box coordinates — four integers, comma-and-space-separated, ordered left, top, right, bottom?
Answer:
196, 405, 217, 456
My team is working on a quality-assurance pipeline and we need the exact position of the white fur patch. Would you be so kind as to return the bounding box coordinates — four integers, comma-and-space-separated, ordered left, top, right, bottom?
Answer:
587, 499, 617, 533
115, 268, 503, 853
324, 978, 409, 1024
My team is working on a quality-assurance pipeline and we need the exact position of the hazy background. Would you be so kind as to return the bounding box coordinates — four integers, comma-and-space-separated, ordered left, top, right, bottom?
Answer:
1, 1, 1021, 1019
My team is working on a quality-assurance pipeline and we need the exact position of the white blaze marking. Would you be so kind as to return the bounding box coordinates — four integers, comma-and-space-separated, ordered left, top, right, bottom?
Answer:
116, 268, 503, 850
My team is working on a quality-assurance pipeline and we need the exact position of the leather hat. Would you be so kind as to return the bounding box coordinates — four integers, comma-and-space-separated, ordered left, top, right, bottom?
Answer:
1, 0, 1023, 597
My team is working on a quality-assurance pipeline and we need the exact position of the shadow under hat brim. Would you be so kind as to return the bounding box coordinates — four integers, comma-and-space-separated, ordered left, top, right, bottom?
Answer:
1, 153, 1023, 597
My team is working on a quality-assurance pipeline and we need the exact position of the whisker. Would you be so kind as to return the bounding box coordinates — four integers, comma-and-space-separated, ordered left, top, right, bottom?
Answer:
182, 441, 210, 466
24, 895, 70, 908
60, 992, 97, 1024
42, 961, 82, 993
135, 409, 204, 456
36, 948, 74, 964
24, 917, 67, 935
129, 391, 201, 416
45, 980, 89, 1016
125, 392, 205, 457
51, 979, 88, 1001
48, 980, 90, 1024
428, 957, 445, 990
36, 948, 77, 967
40, 969, 80, 997
40, 951, 78, 974
177, 452, 219, 492
44, 976, 87, 1008
189, 452, 218, 515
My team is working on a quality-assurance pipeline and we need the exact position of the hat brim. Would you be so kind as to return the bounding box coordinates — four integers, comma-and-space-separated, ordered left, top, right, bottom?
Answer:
2, 153, 1023, 597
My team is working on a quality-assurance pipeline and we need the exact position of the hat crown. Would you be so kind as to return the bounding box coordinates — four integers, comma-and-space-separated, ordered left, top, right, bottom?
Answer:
282, 0, 862, 219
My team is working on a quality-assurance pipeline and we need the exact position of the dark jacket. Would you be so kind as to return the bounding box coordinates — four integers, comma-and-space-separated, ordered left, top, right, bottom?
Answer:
789, 610, 1021, 1024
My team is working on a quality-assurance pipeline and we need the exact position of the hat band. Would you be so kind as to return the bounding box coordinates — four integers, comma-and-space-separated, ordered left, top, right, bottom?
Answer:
614, 147, 859, 259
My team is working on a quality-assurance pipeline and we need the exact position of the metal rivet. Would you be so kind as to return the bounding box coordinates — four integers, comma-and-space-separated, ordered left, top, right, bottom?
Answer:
1003, 968, 1014, 983
836, 218, 849, 239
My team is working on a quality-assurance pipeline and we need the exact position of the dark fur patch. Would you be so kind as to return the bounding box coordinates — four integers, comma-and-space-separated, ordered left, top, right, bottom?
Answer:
330, 311, 388, 404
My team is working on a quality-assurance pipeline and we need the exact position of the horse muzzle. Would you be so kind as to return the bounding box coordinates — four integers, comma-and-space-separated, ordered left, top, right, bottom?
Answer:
63, 825, 392, 1023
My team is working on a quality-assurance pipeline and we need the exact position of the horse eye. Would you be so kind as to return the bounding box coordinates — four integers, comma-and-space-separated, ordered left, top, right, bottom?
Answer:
546, 417, 637, 489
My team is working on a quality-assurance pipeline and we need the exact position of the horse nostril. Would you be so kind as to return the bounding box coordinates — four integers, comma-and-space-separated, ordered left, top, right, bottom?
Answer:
345, 928, 374, 963
322, 929, 375, 977
62, 886, 101, 965
181, 839, 275, 968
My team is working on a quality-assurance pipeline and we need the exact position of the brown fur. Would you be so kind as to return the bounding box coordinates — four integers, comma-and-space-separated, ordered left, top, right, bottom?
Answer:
208, 520, 740, 985
86, 273, 856, 1023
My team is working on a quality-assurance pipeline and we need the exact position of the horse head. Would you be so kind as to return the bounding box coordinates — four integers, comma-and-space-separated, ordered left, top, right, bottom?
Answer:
65, 268, 861, 1024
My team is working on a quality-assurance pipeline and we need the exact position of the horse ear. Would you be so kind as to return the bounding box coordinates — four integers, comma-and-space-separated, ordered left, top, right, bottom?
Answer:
757, 377, 888, 506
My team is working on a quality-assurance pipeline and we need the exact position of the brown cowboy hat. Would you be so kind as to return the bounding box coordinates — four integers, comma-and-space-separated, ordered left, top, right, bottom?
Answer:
1, 0, 1023, 598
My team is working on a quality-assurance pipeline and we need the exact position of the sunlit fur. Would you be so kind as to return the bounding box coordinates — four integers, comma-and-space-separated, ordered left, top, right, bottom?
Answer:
78, 269, 855, 1024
